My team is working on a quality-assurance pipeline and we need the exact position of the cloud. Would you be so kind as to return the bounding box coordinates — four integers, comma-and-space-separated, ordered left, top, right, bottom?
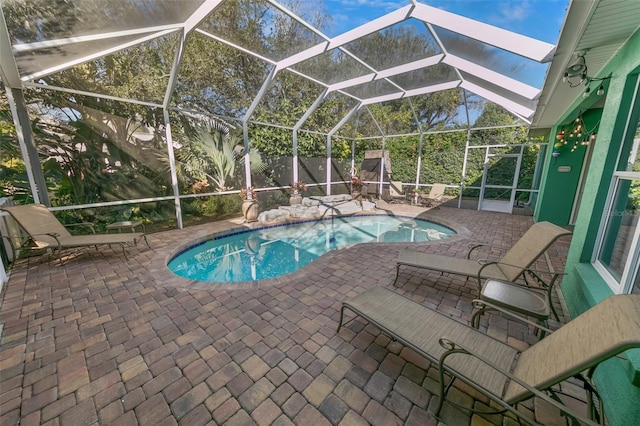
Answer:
495, 0, 533, 22
426, 0, 534, 26
480, 0, 567, 41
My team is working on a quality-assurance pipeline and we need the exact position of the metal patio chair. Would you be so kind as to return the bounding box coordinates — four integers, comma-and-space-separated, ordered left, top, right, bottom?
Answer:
393, 220, 572, 320
1, 203, 149, 263
338, 286, 640, 425
422, 183, 446, 207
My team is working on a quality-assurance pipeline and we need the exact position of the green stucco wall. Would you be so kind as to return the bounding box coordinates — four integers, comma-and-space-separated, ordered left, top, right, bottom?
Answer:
538, 28, 640, 426
535, 110, 601, 226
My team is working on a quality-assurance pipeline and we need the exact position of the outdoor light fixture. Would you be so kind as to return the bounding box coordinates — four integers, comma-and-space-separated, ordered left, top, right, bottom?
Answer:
563, 52, 612, 97
563, 53, 588, 87
583, 76, 611, 98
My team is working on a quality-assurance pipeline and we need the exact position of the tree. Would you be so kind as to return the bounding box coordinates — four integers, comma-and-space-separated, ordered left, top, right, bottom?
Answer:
0, 87, 32, 202
0, 0, 542, 214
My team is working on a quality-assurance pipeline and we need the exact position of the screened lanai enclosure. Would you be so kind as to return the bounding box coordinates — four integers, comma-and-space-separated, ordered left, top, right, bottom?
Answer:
0, 0, 563, 229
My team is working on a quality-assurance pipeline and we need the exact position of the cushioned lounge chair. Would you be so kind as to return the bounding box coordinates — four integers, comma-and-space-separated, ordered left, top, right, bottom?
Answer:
338, 286, 640, 425
393, 221, 571, 319
1, 203, 149, 263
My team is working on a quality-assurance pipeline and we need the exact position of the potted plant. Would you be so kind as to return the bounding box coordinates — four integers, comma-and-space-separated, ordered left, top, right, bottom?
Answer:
239, 187, 259, 222
411, 189, 421, 205
350, 176, 364, 201
289, 180, 307, 205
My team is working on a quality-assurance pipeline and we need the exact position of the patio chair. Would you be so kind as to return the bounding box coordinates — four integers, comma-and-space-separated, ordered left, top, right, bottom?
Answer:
1, 203, 149, 263
388, 181, 405, 203
338, 286, 640, 425
422, 183, 446, 207
393, 220, 571, 319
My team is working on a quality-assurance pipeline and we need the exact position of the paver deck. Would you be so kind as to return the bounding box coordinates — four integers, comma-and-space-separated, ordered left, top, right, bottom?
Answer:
0, 204, 580, 425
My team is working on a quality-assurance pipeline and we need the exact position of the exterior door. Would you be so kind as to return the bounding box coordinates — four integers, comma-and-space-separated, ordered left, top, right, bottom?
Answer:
479, 149, 523, 214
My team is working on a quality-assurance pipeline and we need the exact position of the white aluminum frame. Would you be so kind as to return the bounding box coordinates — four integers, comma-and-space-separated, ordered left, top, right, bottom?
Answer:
0, 0, 558, 229
593, 76, 640, 294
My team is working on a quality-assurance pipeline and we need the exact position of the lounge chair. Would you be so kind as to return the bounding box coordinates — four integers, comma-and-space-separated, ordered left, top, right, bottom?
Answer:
393, 221, 571, 319
388, 181, 405, 203
1, 203, 149, 263
422, 183, 446, 207
338, 286, 640, 425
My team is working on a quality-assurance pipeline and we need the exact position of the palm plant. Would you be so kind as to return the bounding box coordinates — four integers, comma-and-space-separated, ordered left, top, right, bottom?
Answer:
194, 128, 237, 191
177, 123, 266, 192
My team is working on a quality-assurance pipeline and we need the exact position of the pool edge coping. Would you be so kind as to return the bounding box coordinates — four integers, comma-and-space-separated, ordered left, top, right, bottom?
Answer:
148, 209, 471, 291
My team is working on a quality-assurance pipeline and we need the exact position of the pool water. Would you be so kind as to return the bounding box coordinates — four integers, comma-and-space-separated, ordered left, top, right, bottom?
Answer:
168, 215, 455, 283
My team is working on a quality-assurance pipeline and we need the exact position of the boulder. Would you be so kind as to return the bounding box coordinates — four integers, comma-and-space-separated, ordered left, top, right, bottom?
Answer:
318, 200, 362, 216
279, 205, 320, 219
303, 194, 352, 207
302, 197, 321, 207
257, 194, 374, 225
257, 209, 291, 225
362, 200, 376, 212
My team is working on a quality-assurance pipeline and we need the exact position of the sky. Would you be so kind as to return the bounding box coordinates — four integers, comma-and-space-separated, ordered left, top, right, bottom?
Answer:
321, 0, 570, 44
306, 0, 572, 89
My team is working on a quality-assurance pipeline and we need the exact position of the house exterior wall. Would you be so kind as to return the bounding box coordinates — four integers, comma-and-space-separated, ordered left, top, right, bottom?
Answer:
534, 110, 601, 225
535, 29, 640, 426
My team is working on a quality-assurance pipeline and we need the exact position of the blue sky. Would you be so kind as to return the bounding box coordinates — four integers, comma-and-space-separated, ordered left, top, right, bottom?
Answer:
322, 0, 570, 44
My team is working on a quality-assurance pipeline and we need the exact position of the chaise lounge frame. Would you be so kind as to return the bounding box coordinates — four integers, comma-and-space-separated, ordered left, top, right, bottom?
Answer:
1, 203, 149, 263
422, 183, 446, 207
393, 220, 572, 319
337, 286, 640, 425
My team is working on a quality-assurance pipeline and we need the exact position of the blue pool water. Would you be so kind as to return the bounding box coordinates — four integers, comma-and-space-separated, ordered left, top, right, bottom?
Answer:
168, 215, 455, 283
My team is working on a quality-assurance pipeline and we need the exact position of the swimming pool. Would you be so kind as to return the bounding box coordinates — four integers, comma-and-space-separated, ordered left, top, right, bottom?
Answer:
167, 215, 455, 283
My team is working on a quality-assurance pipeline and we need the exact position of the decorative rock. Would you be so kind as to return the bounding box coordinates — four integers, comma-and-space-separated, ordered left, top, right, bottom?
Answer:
310, 194, 352, 204
302, 197, 321, 207
318, 200, 362, 216
257, 209, 291, 225
279, 205, 320, 219
257, 195, 374, 225
362, 200, 376, 212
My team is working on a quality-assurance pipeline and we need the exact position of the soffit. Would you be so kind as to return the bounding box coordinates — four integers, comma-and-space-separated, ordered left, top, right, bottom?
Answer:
531, 0, 640, 130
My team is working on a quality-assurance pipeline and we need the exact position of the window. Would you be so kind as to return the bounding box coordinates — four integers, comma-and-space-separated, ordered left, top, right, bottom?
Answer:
594, 75, 640, 294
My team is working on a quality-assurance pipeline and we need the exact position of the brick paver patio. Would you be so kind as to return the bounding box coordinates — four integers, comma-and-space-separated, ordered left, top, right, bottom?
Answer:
0, 204, 581, 425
